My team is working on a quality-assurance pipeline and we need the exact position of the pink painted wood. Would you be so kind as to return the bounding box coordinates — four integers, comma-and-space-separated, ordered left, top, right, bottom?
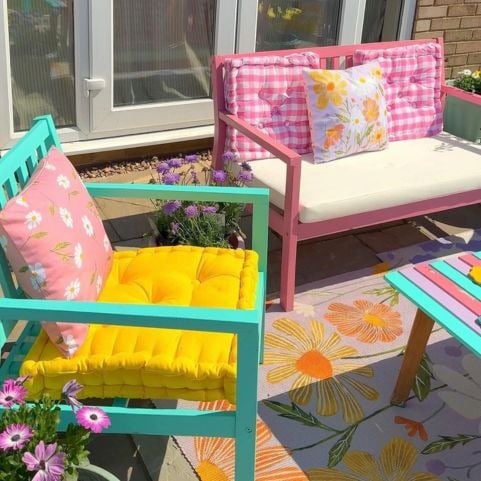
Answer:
211, 37, 481, 311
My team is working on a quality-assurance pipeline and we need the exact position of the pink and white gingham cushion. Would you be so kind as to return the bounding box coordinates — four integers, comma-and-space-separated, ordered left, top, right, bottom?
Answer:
224, 53, 320, 160
353, 42, 443, 141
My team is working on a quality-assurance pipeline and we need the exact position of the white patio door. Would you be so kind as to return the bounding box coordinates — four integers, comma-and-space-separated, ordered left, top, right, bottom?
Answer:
88, 0, 236, 137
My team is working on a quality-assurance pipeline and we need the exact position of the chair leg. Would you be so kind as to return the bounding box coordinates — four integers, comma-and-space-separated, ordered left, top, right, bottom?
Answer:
280, 231, 298, 312
235, 328, 259, 481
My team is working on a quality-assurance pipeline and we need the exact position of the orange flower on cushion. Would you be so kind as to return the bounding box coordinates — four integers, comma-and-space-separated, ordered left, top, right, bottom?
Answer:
194, 400, 308, 481
394, 415, 428, 441
362, 97, 379, 123
323, 124, 344, 149
372, 128, 386, 144
324, 300, 403, 343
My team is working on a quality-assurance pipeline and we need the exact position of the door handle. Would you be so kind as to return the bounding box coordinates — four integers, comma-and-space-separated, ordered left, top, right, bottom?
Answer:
83, 78, 106, 97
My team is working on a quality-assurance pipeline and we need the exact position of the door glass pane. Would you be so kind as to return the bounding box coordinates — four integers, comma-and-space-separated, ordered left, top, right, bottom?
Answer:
362, 0, 402, 43
113, 0, 215, 108
7, 0, 76, 132
256, 1, 341, 51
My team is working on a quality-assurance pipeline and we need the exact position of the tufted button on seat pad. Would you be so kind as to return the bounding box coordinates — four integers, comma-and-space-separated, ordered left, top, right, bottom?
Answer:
20, 246, 259, 403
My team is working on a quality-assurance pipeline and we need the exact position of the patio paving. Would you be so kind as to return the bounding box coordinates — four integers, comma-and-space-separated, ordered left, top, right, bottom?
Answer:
83, 171, 481, 480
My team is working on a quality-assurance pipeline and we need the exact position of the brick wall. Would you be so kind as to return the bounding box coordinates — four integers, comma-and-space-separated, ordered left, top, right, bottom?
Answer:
413, 0, 481, 79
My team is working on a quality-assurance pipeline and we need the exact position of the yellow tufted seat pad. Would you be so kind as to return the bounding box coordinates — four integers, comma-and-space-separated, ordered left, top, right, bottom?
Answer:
20, 246, 259, 404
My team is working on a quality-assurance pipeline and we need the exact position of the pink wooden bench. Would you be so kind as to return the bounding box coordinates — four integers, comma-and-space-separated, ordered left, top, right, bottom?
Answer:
211, 37, 481, 311
385, 251, 481, 405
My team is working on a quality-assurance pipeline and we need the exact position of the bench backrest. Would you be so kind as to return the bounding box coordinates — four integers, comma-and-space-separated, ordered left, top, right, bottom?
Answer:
212, 38, 445, 163
0, 115, 60, 346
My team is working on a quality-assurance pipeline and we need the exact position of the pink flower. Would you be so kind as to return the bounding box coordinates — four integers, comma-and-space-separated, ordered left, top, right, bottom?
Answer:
76, 406, 111, 433
0, 378, 28, 407
0, 423, 33, 451
22, 441, 65, 481
61, 379, 83, 410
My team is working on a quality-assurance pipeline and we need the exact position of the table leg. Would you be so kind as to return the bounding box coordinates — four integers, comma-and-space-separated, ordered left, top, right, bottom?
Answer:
391, 308, 434, 406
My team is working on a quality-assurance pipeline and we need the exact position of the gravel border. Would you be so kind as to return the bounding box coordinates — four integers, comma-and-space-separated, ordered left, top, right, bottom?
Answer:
78, 150, 212, 180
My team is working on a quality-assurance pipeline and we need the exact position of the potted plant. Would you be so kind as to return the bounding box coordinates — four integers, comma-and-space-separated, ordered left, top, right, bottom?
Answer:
444, 69, 481, 143
149, 152, 253, 249
0, 377, 116, 481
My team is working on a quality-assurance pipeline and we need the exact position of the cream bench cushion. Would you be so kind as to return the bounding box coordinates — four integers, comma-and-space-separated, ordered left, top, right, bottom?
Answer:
248, 132, 481, 224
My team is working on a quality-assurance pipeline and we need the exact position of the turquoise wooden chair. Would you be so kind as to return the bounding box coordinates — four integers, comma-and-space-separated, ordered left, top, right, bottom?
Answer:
0, 115, 269, 481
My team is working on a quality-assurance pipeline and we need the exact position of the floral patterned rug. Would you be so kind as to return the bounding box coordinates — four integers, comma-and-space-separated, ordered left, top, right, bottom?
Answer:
175, 264, 481, 481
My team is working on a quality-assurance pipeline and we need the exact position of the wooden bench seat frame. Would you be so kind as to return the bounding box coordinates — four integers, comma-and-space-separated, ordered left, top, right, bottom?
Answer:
0, 115, 269, 481
211, 37, 481, 311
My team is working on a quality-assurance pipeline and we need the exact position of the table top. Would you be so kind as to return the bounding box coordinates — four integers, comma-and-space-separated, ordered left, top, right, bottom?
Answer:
385, 251, 481, 356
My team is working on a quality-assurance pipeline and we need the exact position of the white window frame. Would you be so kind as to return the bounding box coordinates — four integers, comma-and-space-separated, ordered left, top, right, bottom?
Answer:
87, 0, 236, 138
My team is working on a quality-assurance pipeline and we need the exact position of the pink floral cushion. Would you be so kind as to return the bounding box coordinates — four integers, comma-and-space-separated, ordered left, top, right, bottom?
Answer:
353, 42, 443, 141
224, 52, 320, 160
0, 148, 113, 357
303, 62, 389, 163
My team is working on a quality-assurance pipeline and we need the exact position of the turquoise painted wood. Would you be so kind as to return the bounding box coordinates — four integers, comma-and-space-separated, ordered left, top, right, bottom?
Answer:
0, 115, 269, 481
385, 266, 481, 357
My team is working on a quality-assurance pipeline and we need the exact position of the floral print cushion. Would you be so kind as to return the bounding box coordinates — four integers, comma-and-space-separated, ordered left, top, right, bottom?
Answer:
0, 147, 113, 357
303, 62, 389, 163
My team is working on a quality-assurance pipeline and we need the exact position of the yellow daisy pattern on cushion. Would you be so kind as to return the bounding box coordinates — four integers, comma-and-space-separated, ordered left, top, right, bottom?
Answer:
309, 70, 348, 109
307, 437, 441, 481
324, 300, 403, 343
194, 400, 308, 481
264, 318, 378, 423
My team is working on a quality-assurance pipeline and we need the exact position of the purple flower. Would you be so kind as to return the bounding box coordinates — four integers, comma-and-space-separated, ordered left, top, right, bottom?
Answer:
185, 154, 198, 163
162, 172, 181, 185
0, 423, 33, 451
168, 157, 183, 168
426, 459, 446, 476
0, 378, 28, 407
212, 170, 227, 183
202, 206, 218, 215
240, 161, 252, 172
162, 200, 182, 215
170, 222, 180, 235
156, 162, 170, 174
75, 406, 111, 434
61, 379, 83, 410
238, 170, 253, 183
22, 441, 66, 481
222, 151, 235, 162
184, 204, 199, 218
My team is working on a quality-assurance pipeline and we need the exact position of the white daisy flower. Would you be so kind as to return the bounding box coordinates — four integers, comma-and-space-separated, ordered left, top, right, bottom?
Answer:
57, 174, 70, 189
82, 216, 94, 237
25, 210, 42, 230
59, 207, 73, 228
44, 161, 56, 171
0, 235, 8, 251
65, 278, 81, 300
103, 234, 111, 252
96, 274, 103, 294
15, 196, 29, 207
74, 243, 83, 268
29, 262, 46, 290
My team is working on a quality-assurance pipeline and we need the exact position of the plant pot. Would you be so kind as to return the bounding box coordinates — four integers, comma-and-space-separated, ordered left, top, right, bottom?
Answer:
78, 464, 121, 481
444, 84, 481, 142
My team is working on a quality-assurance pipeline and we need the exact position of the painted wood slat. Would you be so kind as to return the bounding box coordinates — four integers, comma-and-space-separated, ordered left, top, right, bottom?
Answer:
458, 252, 481, 268
431, 260, 481, 302
403, 266, 479, 326
445, 256, 471, 275
385, 271, 481, 355
414, 263, 481, 316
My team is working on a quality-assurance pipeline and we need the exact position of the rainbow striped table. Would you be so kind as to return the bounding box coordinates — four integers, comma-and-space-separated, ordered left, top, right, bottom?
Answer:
385, 251, 481, 406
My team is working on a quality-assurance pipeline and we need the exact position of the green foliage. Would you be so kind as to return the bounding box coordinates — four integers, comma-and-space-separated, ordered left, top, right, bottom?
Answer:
453, 69, 481, 95
421, 434, 481, 455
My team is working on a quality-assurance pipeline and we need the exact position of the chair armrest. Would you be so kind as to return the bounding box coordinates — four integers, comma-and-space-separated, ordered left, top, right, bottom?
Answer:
0, 273, 265, 335
219, 112, 301, 167
442, 84, 481, 107
86, 183, 269, 273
